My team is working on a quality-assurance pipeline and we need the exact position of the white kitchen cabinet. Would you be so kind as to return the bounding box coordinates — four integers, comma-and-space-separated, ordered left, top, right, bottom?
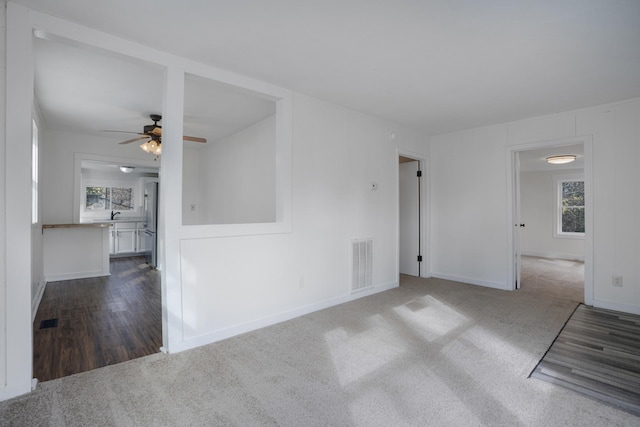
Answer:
109, 225, 115, 255
114, 222, 137, 254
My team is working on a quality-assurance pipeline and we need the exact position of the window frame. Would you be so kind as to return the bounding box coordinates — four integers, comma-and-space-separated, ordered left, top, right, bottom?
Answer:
553, 173, 585, 239
80, 177, 140, 222
31, 119, 39, 224
84, 185, 135, 213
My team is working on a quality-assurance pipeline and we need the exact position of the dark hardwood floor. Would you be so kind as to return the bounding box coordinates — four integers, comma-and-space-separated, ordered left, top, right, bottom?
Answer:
33, 256, 162, 382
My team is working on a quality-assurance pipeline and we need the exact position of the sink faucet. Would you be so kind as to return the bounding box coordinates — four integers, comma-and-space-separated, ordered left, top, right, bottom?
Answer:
110, 211, 121, 220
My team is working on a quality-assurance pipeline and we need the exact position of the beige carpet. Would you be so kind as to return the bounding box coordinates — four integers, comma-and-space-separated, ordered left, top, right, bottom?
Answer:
1, 267, 637, 426
520, 255, 584, 303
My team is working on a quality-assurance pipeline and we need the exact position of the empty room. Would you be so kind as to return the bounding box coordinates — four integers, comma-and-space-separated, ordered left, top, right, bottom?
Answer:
1, 1, 639, 425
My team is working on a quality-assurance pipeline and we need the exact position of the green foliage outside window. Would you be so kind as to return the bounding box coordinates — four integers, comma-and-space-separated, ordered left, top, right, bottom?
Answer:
561, 181, 584, 233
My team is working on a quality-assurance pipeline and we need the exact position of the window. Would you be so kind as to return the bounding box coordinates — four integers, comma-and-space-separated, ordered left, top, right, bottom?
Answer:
554, 175, 584, 238
85, 186, 134, 211
32, 119, 39, 224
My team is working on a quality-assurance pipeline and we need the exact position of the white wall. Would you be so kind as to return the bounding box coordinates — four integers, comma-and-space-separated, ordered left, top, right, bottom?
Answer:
0, 0, 7, 393
30, 105, 45, 319
182, 147, 203, 225
204, 116, 275, 224
430, 98, 640, 314
177, 93, 428, 347
183, 115, 276, 225
520, 170, 585, 261
3, 1, 34, 400
578, 99, 640, 313
430, 125, 509, 289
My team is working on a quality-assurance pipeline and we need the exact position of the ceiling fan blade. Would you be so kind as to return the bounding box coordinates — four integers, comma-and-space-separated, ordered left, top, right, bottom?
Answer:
183, 135, 207, 143
119, 136, 150, 144
151, 127, 162, 136
102, 130, 144, 135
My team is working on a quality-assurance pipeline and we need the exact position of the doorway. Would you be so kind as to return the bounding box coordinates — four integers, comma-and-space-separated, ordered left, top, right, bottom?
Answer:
31, 33, 165, 381
399, 155, 424, 277
508, 136, 593, 305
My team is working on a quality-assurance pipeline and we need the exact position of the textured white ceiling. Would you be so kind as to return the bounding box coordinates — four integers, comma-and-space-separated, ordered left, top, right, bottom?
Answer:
19, 0, 640, 136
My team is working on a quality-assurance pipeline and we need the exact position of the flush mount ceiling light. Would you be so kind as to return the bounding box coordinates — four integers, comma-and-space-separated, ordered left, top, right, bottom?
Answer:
119, 165, 135, 173
546, 155, 576, 165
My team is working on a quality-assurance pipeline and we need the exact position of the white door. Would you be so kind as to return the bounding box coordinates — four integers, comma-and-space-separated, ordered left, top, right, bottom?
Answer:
513, 151, 522, 289
399, 160, 420, 276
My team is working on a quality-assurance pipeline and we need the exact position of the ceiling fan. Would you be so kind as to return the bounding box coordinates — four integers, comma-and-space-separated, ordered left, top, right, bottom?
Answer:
104, 114, 206, 156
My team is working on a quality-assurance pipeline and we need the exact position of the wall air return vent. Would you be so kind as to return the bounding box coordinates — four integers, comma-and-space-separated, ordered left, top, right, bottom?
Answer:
351, 239, 373, 292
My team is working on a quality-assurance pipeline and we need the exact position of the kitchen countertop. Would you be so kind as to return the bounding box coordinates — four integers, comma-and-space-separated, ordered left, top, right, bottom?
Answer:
90, 217, 145, 223
43, 223, 112, 229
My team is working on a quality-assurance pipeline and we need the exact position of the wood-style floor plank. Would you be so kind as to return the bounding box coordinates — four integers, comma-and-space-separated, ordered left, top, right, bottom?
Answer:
33, 256, 161, 382
531, 304, 640, 416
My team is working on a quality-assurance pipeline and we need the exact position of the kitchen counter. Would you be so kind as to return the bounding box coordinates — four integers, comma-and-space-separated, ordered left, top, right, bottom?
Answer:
42, 223, 111, 281
43, 222, 111, 230
90, 217, 145, 224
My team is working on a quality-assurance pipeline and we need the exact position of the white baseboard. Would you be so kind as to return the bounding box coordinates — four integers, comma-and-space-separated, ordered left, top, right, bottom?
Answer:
44, 271, 110, 282
169, 280, 399, 353
0, 382, 33, 402
591, 299, 640, 316
521, 250, 584, 262
430, 272, 509, 291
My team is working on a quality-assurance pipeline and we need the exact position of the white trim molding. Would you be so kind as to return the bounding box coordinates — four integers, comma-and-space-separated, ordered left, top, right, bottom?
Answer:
506, 135, 594, 305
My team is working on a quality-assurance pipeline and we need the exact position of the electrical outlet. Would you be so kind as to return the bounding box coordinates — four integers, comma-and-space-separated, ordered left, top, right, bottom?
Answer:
612, 275, 623, 287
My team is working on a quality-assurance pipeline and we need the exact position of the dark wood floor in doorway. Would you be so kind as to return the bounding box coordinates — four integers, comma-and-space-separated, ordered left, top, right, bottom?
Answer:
531, 304, 640, 416
33, 256, 162, 382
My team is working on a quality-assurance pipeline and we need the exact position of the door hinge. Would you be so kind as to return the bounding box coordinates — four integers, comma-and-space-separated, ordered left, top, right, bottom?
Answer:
417, 170, 422, 177
417, 255, 423, 262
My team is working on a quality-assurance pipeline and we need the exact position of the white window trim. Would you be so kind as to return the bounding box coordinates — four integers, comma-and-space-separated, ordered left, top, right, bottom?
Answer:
81, 177, 141, 222
31, 119, 38, 224
553, 173, 585, 239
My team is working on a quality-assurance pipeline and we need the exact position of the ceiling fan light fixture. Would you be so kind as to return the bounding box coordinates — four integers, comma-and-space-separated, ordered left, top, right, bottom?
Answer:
119, 165, 135, 173
113, 114, 203, 157
546, 155, 576, 165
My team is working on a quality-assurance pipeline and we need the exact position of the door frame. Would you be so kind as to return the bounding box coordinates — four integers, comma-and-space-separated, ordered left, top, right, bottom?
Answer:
506, 135, 593, 305
3, 4, 172, 400
396, 149, 430, 279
